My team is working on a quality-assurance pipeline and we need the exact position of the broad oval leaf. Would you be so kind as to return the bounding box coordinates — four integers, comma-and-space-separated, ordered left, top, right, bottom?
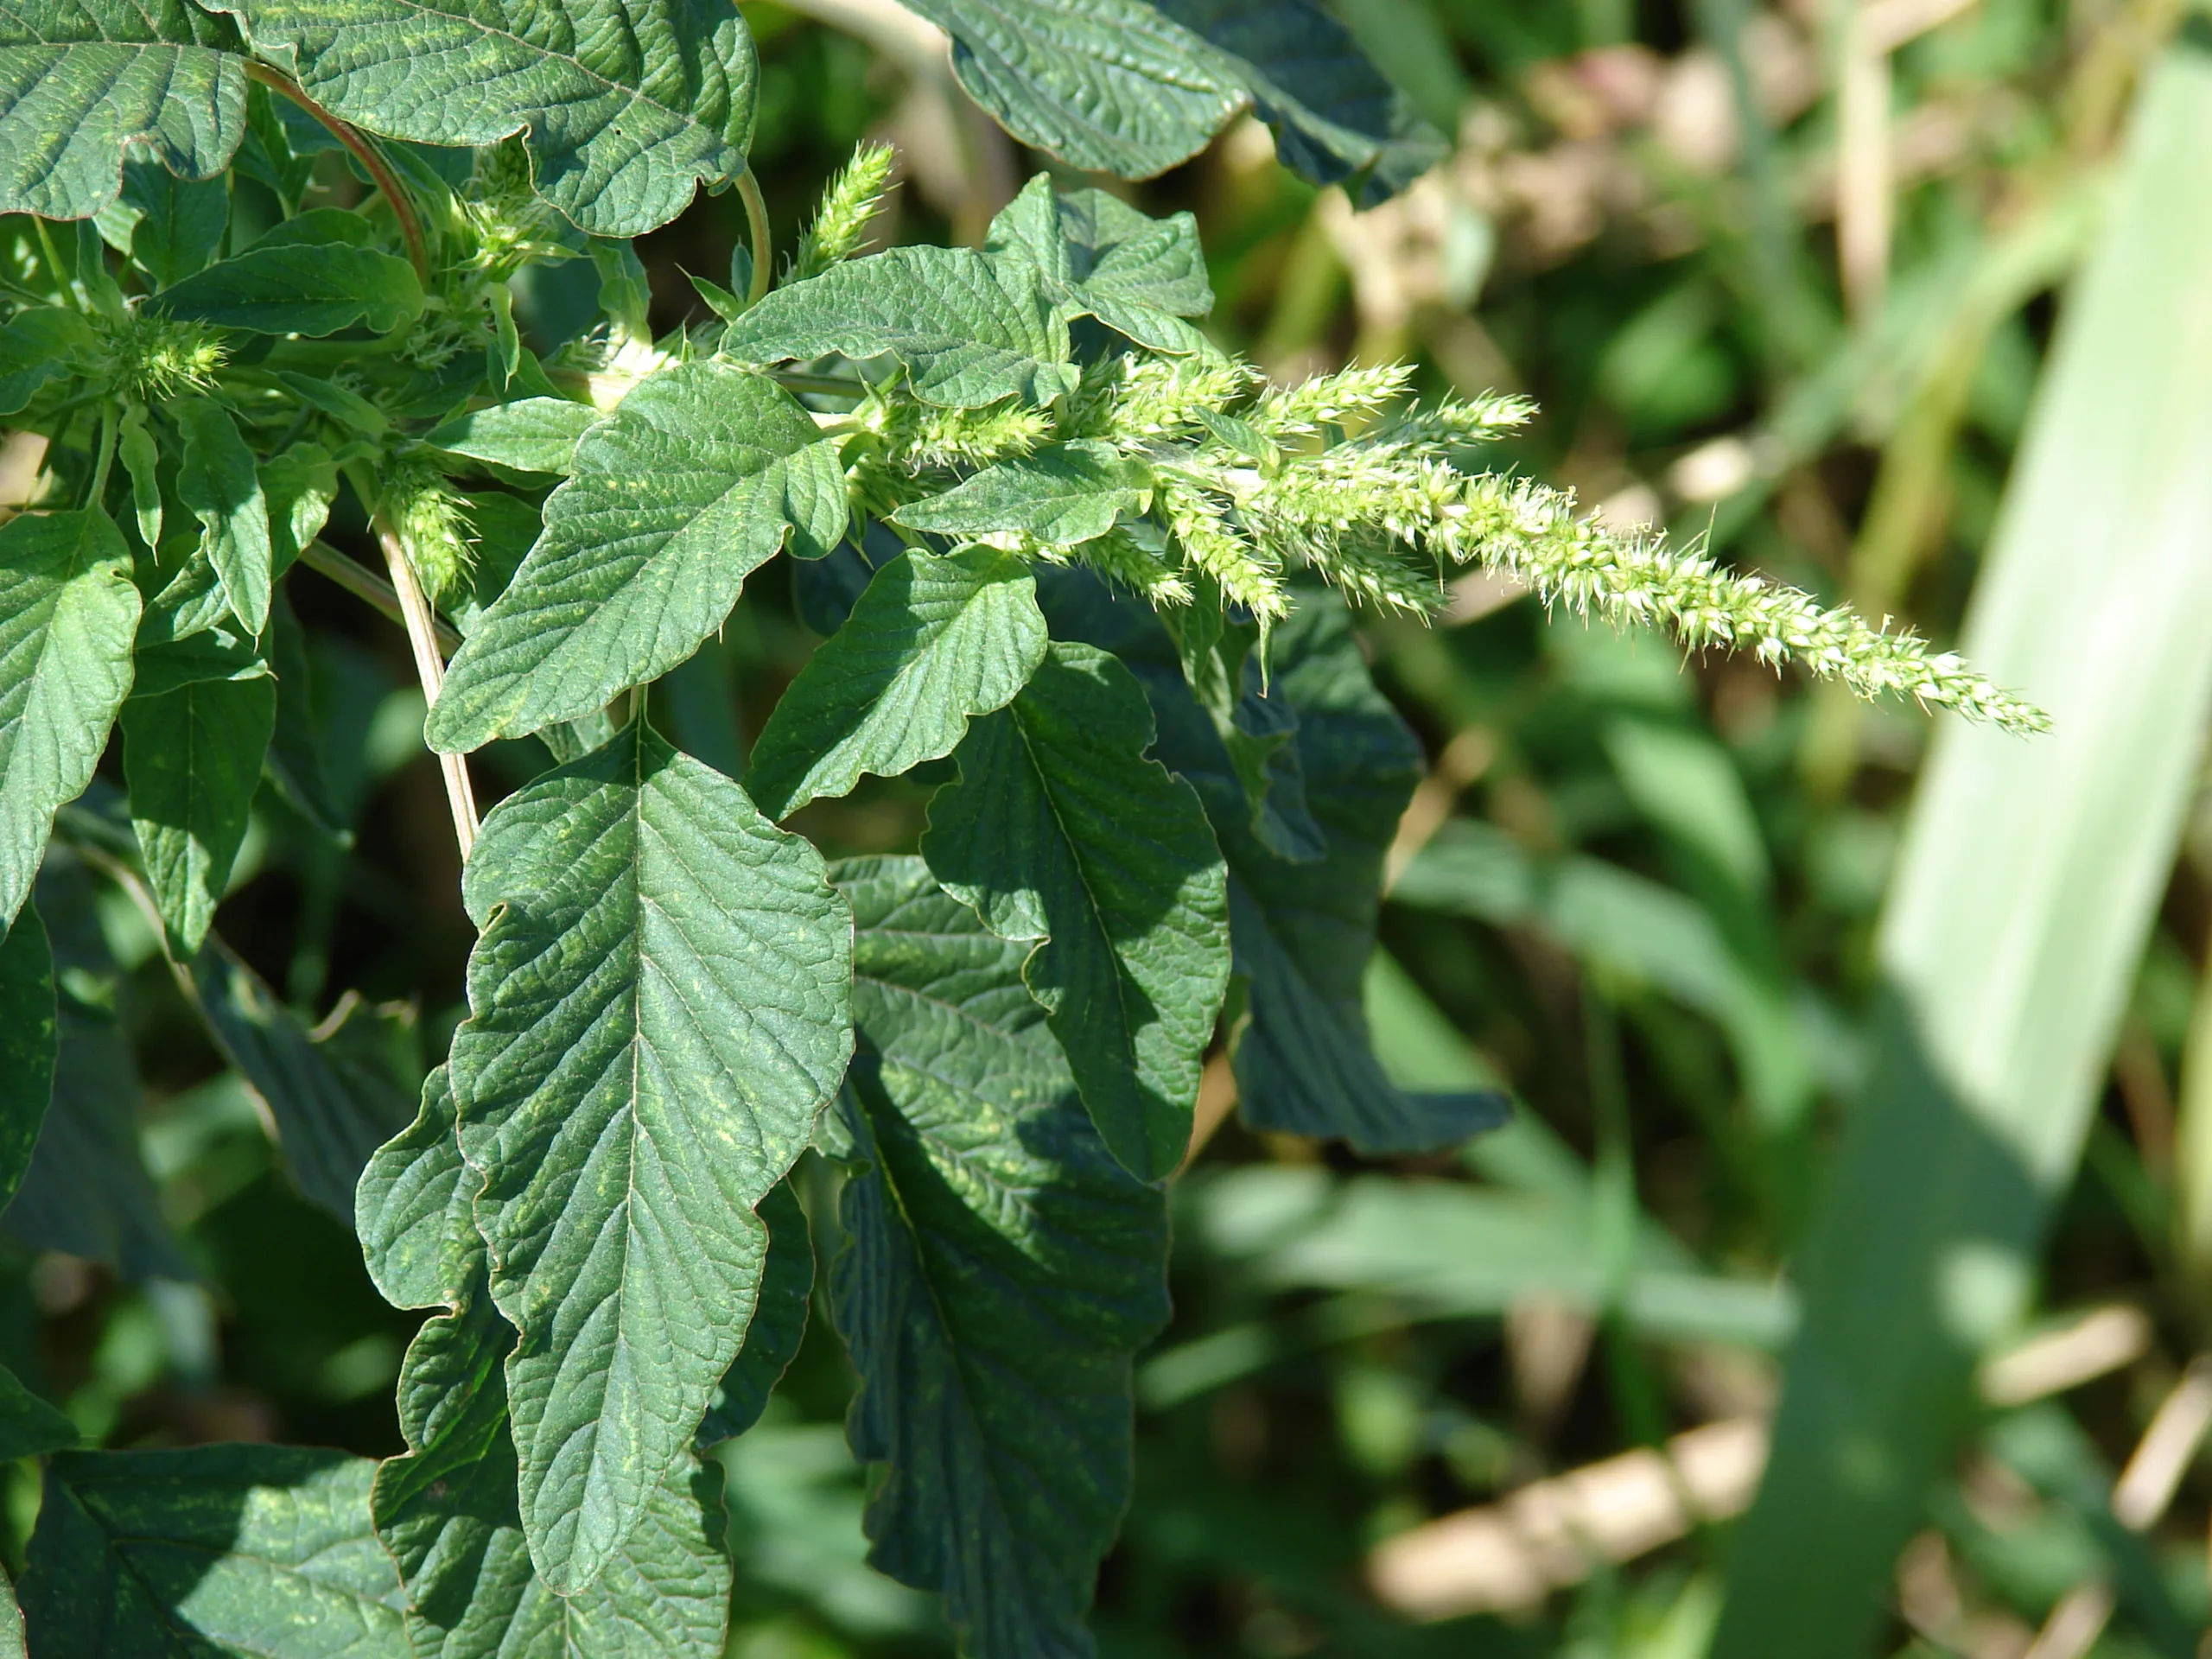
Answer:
748, 546, 1048, 820
891, 440, 1151, 546
922, 641, 1230, 1183
831, 855, 1170, 1659
229, 0, 758, 237
426, 396, 603, 476
0, 0, 248, 220
151, 237, 424, 334
121, 674, 276, 957
356, 1065, 471, 1312
450, 718, 851, 1592
721, 245, 1078, 409
429, 360, 846, 752
893, 0, 1243, 181
0, 507, 140, 931
22, 1445, 409, 1658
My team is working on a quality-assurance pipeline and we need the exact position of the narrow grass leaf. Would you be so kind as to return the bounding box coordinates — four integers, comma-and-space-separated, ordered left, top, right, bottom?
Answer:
1713, 41, 2212, 1656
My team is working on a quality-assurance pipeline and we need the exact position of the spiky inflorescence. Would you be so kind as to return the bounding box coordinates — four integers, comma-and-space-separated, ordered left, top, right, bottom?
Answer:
101, 315, 224, 401
383, 456, 474, 612
789, 143, 898, 284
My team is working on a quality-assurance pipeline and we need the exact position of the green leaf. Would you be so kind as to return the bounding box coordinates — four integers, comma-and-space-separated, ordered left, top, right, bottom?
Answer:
697, 1178, 810, 1446
0, 906, 54, 1217
0, 0, 249, 220
22, 1445, 409, 1658
118, 156, 228, 289
426, 397, 603, 476
923, 641, 1230, 1183
373, 1243, 736, 1659
892, 442, 1151, 546
121, 675, 275, 956
230, 0, 758, 238
723, 245, 1079, 408
985, 175, 1212, 351
357, 1065, 471, 1311
748, 546, 1048, 820
0, 1364, 73, 1462
450, 718, 851, 1591
118, 404, 162, 549
1042, 575, 1494, 1152
0, 310, 99, 416
152, 236, 424, 335
1, 858, 186, 1279
193, 939, 416, 1221
430, 361, 846, 751
0, 507, 140, 931
1151, 0, 1446, 205
893, 0, 1243, 181
896, 0, 1440, 200
831, 854, 1170, 1659
174, 396, 272, 634
260, 442, 338, 575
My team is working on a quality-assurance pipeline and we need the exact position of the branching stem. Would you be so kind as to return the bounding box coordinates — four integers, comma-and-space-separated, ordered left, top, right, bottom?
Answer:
343, 464, 479, 858
245, 63, 432, 287
299, 538, 462, 654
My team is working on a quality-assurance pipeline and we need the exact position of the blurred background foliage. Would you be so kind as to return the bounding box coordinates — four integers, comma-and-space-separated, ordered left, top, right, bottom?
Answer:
10, 1, 2212, 1655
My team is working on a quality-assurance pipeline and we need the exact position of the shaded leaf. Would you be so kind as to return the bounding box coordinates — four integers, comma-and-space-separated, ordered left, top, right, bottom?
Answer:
831, 854, 1170, 1659
923, 641, 1230, 1183
0, 905, 54, 1216
154, 234, 423, 335
0, 1364, 73, 1462
122, 674, 276, 956
0, 0, 248, 220
192, 939, 417, 1223
0, 507, 140, 931
697, 1178, 811, 1446
430, 361, 846, 750
232, 0, 758, 237
723, 245, 1078, 408
450, 718, 851, 1591
748, 546, 1048, 819
892, 441, 1151, 546
1043, 575, 1497, 1152
22, 1445, 408, 1658
0, 310, 99, 416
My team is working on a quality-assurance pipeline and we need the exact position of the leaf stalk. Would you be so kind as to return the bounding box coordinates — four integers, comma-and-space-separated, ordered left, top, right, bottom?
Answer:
245, 63, 433, 288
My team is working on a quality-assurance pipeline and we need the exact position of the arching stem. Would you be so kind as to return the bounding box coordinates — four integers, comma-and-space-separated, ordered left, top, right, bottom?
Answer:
737, 170, 772, 306
245, 63, 432, 287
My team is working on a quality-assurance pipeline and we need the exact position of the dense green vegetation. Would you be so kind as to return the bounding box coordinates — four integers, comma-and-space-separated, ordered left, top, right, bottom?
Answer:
0, 1, 2208, 1656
